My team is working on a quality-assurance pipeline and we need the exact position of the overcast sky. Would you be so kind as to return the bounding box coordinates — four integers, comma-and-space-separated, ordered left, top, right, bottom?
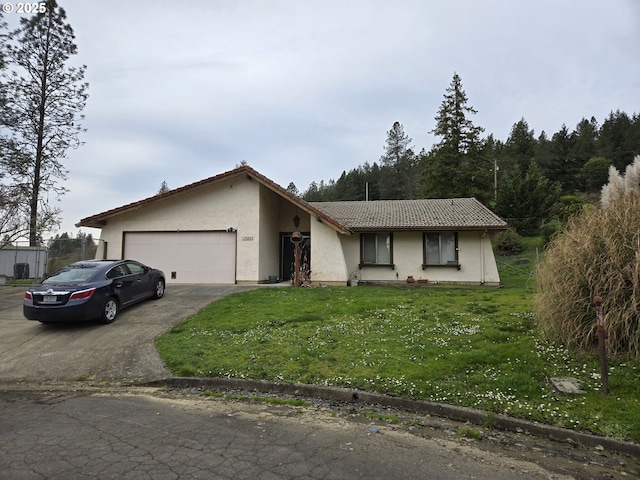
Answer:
5, 0, 640, 238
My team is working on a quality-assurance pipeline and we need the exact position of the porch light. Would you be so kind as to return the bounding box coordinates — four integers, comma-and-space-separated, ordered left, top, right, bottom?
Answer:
293, 215, 300, 227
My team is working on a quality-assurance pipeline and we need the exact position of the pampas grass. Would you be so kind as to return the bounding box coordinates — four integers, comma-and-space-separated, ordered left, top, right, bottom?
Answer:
535, 156, 640, 358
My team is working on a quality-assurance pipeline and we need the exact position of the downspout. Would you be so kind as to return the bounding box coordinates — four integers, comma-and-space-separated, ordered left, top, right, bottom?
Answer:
480, 230, 487, 285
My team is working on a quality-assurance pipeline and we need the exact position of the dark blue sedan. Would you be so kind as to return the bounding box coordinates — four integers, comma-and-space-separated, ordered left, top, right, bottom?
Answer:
24, 260, 165, 324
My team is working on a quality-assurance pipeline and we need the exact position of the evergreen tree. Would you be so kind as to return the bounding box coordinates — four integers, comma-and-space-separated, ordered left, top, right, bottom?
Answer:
503, 118, 535, 173
495, 162, 561, 235
302, 181, 322, 201
0, 11, 23, 247
332, 171, 354, 200
1, 1, 88, 246
430, 73, 484, 155
423, 73, 490, 201
534, 130, 552, 166
286, 182, 299, 197
362, 161, 381, 200
379, 122, 419, 199
536, 124, 580, 193
157, 181, 170, 195
571, 117, 599, 169
630, 114, 640, 156
582, 156, 610, 193
598, 110, 636, 171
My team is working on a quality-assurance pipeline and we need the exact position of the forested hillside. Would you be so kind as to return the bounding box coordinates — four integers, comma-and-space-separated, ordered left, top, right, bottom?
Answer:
300, 74, 640, 235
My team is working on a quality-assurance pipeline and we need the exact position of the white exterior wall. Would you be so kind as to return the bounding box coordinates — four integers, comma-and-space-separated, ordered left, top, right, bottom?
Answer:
309, 220, 349, 284
340, 230, 501, 285
258, 186, 281, 282
97, 176, 262, 282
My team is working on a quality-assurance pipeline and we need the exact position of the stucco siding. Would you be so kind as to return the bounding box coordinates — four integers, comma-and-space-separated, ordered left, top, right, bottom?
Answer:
258, 186, 281, 282
309, 220, 349, 283
340, 230, 501, 285
97, 176, 262, 281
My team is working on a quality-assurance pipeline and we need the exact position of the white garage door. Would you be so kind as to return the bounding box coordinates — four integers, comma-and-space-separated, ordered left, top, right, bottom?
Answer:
124, 231, 236, 284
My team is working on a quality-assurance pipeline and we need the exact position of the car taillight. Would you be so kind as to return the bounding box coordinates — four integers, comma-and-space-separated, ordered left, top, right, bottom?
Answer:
69, 288, 96, 301
24, 292, 33, 301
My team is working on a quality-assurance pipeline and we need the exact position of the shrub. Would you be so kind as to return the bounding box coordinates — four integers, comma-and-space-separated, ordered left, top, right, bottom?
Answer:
557, 195, 586, 222
539, 222, 559, 247
494, 228, 524, 256
535, 156, 640, 358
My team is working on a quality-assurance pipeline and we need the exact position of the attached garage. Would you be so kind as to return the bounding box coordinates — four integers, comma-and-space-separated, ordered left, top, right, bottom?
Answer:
123, 231, 236, 284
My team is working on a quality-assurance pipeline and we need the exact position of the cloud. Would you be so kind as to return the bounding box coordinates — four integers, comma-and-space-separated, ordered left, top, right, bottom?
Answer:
3, 0, 638, 237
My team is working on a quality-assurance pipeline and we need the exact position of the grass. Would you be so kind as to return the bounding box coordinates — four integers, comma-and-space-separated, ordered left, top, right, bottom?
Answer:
155, 238, 640, 443
4, 279, 35, 285
199, 390, 310, 407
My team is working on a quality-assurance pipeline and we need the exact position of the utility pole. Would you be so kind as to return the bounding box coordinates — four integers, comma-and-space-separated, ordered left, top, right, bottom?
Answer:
494, 158, 498, 201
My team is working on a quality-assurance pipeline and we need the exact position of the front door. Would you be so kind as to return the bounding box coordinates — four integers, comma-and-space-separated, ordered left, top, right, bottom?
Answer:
280, 233, 310, 282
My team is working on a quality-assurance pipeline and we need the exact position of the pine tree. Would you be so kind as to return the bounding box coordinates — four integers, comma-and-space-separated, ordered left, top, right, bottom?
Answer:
379, 122, 419, 199
1, 1, 88, 246
430, 73, 484, 155
598, 110, 636, 171
286, 182, 299, 197
0, 11, 23, 247
572, 117, 599, 169
157, 181, 170, 195
503, 118, 536, 173
423, 73, 490, 201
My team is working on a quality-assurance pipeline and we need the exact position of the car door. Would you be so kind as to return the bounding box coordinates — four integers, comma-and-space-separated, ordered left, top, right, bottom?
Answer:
106, 264, 137, 307
124, 261, 153, 301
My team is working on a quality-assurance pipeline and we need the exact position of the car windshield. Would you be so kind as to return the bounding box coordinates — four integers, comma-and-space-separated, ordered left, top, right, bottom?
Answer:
42, 265, 99, 284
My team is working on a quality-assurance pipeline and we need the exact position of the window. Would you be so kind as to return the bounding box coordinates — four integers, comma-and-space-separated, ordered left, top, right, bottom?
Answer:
360, 233, 393, 267
125, 262, 146, 275
424, 232, 458, 267
106, 265, 128, 279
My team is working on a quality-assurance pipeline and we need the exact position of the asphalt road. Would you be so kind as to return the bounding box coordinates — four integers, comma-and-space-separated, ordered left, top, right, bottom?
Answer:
0, 386, 577, 480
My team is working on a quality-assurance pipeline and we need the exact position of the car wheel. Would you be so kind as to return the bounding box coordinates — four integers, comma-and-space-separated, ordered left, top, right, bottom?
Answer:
152, 278, 165, 299
100, 297, 118, 324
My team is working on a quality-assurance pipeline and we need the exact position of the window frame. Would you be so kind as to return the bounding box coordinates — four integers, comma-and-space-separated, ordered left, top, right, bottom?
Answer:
359, 232, 394, 269
422, 231, 459, 269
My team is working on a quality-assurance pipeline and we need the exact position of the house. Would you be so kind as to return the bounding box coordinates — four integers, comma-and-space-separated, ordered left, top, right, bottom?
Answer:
77, 166, 507, 286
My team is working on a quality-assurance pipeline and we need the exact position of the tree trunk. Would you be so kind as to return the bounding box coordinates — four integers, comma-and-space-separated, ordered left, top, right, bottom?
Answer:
29, 10, 51, 247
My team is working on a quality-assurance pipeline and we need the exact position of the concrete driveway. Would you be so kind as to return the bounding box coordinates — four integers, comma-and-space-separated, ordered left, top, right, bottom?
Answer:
0, 284, 253, 383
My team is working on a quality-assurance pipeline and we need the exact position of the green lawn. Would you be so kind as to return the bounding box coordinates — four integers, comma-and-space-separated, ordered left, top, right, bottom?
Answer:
156, 239, 640, 443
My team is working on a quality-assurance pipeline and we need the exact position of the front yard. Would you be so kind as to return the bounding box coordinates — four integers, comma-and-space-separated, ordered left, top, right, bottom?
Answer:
156, 242, 640, 443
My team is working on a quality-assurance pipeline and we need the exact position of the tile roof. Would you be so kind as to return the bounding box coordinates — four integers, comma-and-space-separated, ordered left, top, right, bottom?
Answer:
310, 198, 507, 231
